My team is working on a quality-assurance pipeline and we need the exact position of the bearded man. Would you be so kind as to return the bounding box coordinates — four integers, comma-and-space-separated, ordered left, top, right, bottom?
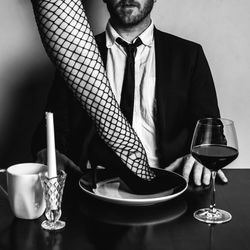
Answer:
33, 0, 227, 186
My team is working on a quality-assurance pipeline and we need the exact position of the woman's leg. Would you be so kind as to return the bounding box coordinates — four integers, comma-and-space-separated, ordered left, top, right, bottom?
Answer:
31, 0, 156, 185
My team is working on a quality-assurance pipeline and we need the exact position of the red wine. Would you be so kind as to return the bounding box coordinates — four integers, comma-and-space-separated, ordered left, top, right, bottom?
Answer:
191, 144, 238, 171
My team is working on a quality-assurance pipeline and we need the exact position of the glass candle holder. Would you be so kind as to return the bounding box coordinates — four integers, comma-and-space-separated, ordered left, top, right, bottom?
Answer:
40, 170, 67, 230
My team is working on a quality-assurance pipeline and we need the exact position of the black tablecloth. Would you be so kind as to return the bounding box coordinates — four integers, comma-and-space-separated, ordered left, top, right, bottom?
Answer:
0, 169, 249, 250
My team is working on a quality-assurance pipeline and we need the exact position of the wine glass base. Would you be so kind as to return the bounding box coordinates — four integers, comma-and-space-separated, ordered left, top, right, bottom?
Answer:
194, 208, 232, 224
41, 220, 66, 231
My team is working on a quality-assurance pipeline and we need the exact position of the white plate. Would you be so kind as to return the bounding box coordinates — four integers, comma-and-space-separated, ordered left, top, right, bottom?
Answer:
79, 168, 187, 206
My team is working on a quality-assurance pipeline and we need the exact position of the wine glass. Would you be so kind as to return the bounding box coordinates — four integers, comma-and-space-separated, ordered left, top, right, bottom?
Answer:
191, 118, 238, 224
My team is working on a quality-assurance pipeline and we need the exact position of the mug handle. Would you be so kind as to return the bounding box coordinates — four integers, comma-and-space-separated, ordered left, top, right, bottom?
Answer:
0, 169, 8, 198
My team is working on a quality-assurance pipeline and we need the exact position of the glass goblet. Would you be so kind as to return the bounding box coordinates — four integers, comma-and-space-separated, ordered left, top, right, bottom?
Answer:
191, 118, 238, 224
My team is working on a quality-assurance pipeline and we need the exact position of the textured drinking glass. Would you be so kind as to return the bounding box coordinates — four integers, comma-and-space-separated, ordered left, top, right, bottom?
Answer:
40, 170, 67, 230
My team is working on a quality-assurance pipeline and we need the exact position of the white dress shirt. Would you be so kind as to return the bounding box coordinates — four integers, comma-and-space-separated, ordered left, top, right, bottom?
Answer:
105, 21, 159, 168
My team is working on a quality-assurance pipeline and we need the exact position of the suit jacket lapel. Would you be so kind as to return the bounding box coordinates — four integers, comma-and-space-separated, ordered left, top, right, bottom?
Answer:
95, 32, 107, 69
154, 28, 172, 164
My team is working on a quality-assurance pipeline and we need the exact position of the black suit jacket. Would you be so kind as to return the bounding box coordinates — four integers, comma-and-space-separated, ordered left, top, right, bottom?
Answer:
32, 28, 220, 169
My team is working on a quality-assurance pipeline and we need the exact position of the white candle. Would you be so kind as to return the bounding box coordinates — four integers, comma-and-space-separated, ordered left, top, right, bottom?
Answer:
46, 112, 57, 178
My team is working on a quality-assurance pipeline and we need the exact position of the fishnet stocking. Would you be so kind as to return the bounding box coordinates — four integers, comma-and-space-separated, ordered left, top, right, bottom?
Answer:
31, 0, 156, 182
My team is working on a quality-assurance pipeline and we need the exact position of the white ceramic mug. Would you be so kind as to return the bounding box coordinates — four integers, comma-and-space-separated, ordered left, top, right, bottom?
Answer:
0, 163, 47, 219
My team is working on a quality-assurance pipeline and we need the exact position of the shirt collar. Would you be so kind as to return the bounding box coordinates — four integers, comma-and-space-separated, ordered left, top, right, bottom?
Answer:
106, 20, 154, 48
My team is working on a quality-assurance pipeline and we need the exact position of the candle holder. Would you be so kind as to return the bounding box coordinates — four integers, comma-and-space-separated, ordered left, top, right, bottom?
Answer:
40, 170, 67, 230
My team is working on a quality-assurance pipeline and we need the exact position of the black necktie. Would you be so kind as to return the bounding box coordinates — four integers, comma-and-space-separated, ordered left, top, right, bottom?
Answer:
116, 37, 142, 124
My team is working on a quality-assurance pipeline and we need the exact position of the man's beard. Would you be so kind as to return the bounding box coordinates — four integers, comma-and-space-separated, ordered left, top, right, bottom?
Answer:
107, 0, 154, 27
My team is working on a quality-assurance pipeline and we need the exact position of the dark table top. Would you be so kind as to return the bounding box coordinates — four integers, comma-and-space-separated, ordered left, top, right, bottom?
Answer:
0, 169, 250, 250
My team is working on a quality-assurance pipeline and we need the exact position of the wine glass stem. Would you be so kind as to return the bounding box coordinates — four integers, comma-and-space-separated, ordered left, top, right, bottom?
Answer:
210, 171, 217, 213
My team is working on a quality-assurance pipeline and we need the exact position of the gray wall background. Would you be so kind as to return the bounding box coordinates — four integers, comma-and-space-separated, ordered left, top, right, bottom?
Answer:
0, 0, 249, 168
